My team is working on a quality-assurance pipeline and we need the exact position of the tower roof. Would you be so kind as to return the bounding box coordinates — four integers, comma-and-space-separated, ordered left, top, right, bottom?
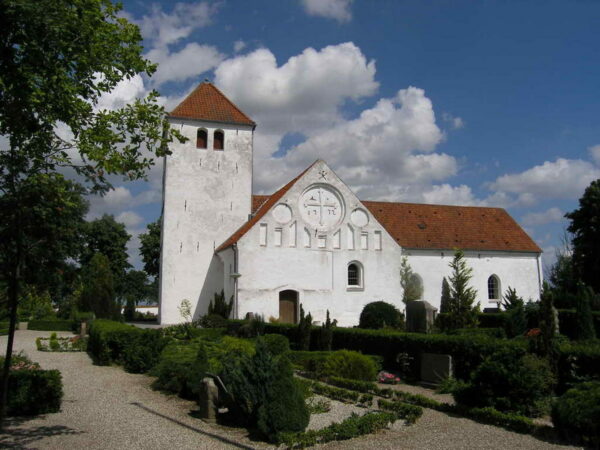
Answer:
168, 81, 255, 126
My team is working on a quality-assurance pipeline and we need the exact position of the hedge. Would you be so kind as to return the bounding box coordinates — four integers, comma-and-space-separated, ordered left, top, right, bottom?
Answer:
557, 341, 600, 392
377, 398, 423, 424
556, 309, 600, 339
28, 319, 75, 332
277, 411, 397, 448
88, 319, 141, 365
6, 369, 63, 416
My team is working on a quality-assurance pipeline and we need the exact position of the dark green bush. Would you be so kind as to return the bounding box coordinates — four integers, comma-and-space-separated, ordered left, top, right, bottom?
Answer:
260, 334, 290, 356
321, 350, 379, 381
27, 319, 75, 331
88, 319, 140, 365
6, 369, 63, 416
359, 301, 404, 330
377, 398, 423, 424
150, 342, 207, 399
198, 314, 229, 329
556, 309, 600, 339
327, 376, 377, 393
452, 327, 506, 339
552, 381, 600, 448
122, 329, 169, 373
221, 340, 309, 438
453, 348, 555, 416
557, 341, 600, 392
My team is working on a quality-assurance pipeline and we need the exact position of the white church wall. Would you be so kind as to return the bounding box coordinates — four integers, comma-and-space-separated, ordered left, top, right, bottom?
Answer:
404, 249, 543, 310
232, 160, 405, 327
159, 118, 254, 324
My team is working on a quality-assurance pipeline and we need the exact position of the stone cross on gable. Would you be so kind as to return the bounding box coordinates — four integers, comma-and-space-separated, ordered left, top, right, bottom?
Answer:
304, 187, 338, 226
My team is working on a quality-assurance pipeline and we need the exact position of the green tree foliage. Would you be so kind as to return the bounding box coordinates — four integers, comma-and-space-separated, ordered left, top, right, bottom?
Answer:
358, 301, 404, 330
400, 257, 422, 303
548, 235, 579, 309
297, 305, 312, 351
440, 277, 451, 313
501, 287, 523, 310
318, 310, 334, 351
446, 250, 480, 331
139, 218, 161, 278
208, 289, 233, 318
17, 288, 54, 321
500, 287, 527, 337
552, 381, 600, 448
575, 284, 596, 341
534, 283, 560, 372
79, 253, 119, 320
0, 0, 185, 424
566, 179, 600, 294
82, 215, 131, 295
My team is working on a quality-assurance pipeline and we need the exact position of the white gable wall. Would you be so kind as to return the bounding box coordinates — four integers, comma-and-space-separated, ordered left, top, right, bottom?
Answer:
159, 118, 253, 324
232, 161, 405, 326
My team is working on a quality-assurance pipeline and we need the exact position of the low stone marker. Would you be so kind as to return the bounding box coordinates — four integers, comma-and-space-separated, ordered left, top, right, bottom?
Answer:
199, 377, 219, 424
420, 353, 452, 385
406, 300, 438, 333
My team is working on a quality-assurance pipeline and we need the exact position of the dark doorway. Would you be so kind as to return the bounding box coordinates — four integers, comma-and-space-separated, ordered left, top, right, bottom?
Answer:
279, 290, 298, 324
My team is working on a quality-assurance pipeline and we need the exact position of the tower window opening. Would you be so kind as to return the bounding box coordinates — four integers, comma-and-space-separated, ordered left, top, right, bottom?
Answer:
196, 129, 207, 149
214, 130, 224, 150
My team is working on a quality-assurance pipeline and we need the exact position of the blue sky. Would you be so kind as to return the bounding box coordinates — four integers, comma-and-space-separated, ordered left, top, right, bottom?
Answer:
90, 0, 600, 271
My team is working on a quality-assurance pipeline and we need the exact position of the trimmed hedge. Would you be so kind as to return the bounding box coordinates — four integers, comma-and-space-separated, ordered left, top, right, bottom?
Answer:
378, 398, 423, 424
28, 319, 76, 331
277, 411, 397, 448
88, 320, 139, 365
557, 341, 600, 392
6, 369, 63, 416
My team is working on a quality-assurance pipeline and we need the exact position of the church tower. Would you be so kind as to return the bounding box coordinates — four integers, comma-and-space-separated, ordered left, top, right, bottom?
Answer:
159, 81, 255, 324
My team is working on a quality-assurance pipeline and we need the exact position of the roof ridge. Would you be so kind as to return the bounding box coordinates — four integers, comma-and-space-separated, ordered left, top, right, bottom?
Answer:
207, 82, 255, 126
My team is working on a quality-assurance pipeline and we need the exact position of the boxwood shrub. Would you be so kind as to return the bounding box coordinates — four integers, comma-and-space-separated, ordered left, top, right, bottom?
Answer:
88, 319, 139, 365
552, 381, 600, 448
27, 319, 75, 331
6, 369, 63, 416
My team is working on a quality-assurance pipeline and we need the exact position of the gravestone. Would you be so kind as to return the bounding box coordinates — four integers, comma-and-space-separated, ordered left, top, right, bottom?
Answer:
420, 353, 453, 385
79, 321, 87, 338
198, 377, 219, 423
406, 300, 438, 333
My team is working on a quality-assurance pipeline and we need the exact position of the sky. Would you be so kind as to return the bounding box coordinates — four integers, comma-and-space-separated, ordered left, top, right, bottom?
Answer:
86, 0, 600, 272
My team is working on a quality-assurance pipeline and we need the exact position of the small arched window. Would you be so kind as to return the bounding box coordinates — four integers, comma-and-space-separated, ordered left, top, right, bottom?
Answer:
196, 129, 207, 149
213, 130, 224, 150
488, 275, 500, 300
347, 262, 363, 289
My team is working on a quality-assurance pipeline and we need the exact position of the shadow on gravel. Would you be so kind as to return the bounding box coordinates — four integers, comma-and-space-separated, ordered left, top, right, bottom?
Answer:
0, 417, 82, 449
130, 402, 254, 449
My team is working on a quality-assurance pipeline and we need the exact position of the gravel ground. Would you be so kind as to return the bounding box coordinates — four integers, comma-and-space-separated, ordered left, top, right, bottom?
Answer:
0, 330, 583, 449
306, 395, 367, 431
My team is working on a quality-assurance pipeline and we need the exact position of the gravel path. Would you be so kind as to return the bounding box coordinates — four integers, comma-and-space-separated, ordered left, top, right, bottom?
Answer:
0, 330, 583, 449
0, 330, 252, 449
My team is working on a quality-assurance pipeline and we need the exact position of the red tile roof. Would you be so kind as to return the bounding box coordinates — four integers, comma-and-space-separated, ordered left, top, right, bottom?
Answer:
361, 201, 541, 253
215, 163, 317, 252
219, 168, 541, 254
169, 81, 255, 126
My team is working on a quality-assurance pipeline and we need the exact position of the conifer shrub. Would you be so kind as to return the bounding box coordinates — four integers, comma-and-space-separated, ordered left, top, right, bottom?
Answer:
453, 348, 555, 416
121, 328, 169, 373
575, 284, 596, 340
552, 381, 600, 448
151, 342, 208, 399
198, 313, 229, 329
297, 305, 312, 350
358, 301, 404, 330
321, 350, 378, 381
221, 340, 309, 439
261, 334, 290, 356
208, 289, 233, 318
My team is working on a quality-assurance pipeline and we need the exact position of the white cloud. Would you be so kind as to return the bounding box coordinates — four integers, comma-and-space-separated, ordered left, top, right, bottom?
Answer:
95, 75, 147, 111
138, 2, 218, 48
87, 186, 161, 219
442, 112, 465, 130
301, 0, 353, 23
146, 43, 224, 87
215, 42, 378, 157
233, 40, 246, 53
116, 211, 144, 228
521, 207, 564, 226
589, 144, 600, 165
489, 158, 600, 203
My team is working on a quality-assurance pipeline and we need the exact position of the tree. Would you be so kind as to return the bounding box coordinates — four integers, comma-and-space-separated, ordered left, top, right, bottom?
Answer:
501, 287, 523, 310
121, 269, 152, 321
446, 250, 480, 330
297, 305, 312, 351
440, 277, 451, 313
400, 256, 422, 304
208, 290, 233, 318
566, 179, 600, 293
139, 218, 161, 278
82, 215, 132, 295
0, 0, 185, 425
359, 301, 404, 330
547, 233, 578, 309
575, 284, 596, 341
502, 288, 527, 338
79, 253, 119, 320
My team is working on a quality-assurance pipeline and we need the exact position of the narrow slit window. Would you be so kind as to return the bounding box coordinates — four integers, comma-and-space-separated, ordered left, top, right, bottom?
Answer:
360, 232, 368, 250
374, 231, 382, 250
274, 228, 282, 246
259, 223, 267, 246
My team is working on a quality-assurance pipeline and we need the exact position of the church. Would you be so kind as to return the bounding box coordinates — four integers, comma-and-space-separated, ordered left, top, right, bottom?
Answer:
158, 81, 543, 326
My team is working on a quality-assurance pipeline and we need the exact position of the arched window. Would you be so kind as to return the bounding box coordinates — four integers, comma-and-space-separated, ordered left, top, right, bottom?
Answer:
488, 275, 500, 300
196, 129, 207, 149
213, 130, 224, 150
347, 261, 363, 289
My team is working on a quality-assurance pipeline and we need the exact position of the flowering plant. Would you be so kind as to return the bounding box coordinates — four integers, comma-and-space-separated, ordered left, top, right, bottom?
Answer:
525, 328, 541, 338
378, 371, 401, 384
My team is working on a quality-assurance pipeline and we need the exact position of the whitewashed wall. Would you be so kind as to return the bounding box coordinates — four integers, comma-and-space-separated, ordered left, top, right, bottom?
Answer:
230, 160, 405, 327
159, 118, 254, 324
404, 249, 543, 310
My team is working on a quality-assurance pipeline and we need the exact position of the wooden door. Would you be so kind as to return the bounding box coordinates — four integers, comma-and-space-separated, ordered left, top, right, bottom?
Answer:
279, 290, 298, 324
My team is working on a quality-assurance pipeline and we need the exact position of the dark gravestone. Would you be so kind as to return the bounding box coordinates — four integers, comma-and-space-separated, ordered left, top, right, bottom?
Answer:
406, 300, 438, 333
199, 377, 219, 423
420, 353, 453, 385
